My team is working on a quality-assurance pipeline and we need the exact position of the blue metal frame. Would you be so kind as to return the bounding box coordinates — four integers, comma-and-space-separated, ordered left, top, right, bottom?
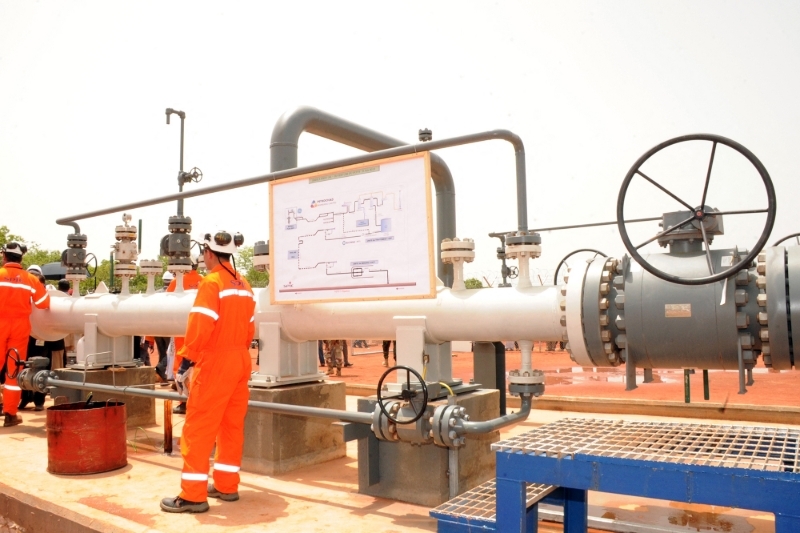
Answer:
494, 451, 800, 533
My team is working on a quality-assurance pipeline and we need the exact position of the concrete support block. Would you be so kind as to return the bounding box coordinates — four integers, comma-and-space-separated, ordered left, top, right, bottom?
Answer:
242, 381, 346, 476
51, 367, 156, 428
357, 389, 500, 507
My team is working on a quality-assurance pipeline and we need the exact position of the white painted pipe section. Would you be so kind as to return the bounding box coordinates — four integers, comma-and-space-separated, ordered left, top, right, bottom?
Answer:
31, 285, 564, 343
518, 340, 533, 372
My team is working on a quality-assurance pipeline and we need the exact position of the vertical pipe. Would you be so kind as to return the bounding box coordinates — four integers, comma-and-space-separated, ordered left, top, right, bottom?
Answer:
514, 148, 528, 231
137, 219, 142, 253
448, 447, 459, 499
643, 368, 654, 383
684, 369, 691, 404
737, 338, 747, 395
177, 115, 185, 217
164, 399, 173, 454
494, 341, 506, 416
269, 107, 459, 287
625, 340, 637, 391
109, 252, 114, 290
518, 340, 533, 372
703, 369, 710, 400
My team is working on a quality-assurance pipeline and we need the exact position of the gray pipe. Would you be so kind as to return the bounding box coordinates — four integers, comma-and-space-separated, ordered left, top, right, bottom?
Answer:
45, 377, 374, 425
461, 393, 532, 434
57, 130, 529, 241
270, 107, 459, 286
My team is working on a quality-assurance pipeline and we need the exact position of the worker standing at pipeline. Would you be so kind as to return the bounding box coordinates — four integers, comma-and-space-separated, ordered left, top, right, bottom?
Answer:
167, 254, 204, 415
161, 231, 254, 514
0, 242, 50, 427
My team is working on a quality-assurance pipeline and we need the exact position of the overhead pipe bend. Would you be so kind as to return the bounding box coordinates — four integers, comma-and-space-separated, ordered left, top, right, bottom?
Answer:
270, 106, 457, 286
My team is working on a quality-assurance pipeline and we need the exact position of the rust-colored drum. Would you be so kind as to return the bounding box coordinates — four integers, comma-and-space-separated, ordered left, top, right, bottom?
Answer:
46, 401, 127, 475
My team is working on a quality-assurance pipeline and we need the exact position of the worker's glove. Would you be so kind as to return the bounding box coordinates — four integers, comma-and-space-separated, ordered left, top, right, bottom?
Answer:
176, 360, 194, 396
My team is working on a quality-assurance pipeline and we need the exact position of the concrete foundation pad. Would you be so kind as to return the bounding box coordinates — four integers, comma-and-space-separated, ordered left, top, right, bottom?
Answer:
52, 367, 156, 427
357, 389, 500, 507
243, 380, 346, 475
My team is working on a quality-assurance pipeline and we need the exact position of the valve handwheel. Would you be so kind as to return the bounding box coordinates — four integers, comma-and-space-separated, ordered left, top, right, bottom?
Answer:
376, 365, 429, 425
617, 134, 777, 285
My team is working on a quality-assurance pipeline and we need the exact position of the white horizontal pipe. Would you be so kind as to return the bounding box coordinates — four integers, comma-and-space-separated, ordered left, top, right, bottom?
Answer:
31, 286, 563, 343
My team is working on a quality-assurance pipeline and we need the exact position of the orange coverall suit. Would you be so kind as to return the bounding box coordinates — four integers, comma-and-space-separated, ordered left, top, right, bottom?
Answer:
178, 264, 254, 502
0, 263, 50, 415
167, 270, 204, 376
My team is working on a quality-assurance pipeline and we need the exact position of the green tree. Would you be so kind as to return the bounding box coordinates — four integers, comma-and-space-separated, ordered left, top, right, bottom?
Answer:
1, 226, 63, 283
0, 226, 24, 247
236, 246, 269, 288
465, 277, 483, 289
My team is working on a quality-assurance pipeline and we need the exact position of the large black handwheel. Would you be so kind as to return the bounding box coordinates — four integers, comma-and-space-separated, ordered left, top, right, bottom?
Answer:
617, 134, 777, 285
376, 365, 428, 425
553, 248, 607, 285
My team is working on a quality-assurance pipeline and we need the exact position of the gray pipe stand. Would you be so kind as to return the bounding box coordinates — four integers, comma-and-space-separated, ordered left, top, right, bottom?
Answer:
242, 381, 347, 475
50, 366, 156, 427
356, 389, 500, 507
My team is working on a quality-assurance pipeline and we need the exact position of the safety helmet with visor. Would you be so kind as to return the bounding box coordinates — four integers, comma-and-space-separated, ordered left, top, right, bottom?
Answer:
3, 242, 27, 257
203, 231, 244, 255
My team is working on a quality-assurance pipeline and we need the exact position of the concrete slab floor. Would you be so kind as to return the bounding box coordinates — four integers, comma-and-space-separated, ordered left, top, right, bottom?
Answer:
0, 396, 790, 533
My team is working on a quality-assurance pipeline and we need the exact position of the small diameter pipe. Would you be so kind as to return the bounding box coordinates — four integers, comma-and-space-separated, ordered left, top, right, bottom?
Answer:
57, 130, 528, 234
44, 377, 374, 425
518, 340, 533, 372
462, 394, 532, 434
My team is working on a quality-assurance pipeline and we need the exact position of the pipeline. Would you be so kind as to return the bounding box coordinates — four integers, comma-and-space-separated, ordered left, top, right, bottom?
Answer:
44, 377, 374, 425
461, 394, 532, 434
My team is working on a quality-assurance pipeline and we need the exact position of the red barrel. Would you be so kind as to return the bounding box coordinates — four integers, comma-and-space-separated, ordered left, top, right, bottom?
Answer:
46, 401, 128, 475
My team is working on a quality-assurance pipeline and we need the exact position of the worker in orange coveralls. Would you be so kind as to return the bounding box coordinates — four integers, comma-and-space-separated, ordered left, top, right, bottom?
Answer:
167, 254, 204, 415
0, 242, 50, 427
161, 231, 254, 513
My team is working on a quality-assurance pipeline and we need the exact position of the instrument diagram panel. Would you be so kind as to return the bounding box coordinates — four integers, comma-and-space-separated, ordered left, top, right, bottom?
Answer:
270, 153, 435, 303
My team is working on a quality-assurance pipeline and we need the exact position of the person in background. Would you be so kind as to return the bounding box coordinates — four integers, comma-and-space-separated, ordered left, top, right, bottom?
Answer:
168, 256, 204, 415
161, 230, 253, 513
343, 341, 353, 368
323, 340, 344, 377
382, 340, 397, 367
153, 271, 174, 384
0, 244, 50, 426
52, 279, 73, 369
19, 268, 60, 411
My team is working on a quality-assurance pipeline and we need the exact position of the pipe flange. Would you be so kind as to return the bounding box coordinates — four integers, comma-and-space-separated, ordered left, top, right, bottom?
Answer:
505, 232, 542, 259
114, 225, 138, 241
509, 382, 545, 397
167, 215, 193, 233
139, 259, 163, 275
757, 251, 770, 365
508, 369, 544, 384
114, 264, 137, 277
441, 238, 476, 263
601, 258, 624, 366
371, 400, 400, 442
431, 404, 467, 448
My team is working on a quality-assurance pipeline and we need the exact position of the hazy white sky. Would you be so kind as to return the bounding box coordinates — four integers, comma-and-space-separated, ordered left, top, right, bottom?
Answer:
1, 1, 798, 285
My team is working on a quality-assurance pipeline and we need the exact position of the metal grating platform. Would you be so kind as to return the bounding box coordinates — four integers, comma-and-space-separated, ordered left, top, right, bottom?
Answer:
492, 418, 800, 473
430, 479, 556, 523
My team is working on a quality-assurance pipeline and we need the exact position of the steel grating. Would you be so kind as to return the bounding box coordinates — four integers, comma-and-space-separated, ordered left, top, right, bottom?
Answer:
492, 418, 800, 473
430, 479, 556, 522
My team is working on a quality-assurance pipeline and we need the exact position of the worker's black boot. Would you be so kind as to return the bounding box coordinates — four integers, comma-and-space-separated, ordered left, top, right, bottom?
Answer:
160, 496, 209, 513
3, 413, 22, 427
208, 483, 239, 502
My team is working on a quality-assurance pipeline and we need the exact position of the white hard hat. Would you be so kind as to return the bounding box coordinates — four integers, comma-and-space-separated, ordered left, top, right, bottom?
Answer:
162, 271, 174, 282
4, 242, 27, 256
203, 230, 243, 255
27, 264, 43, 275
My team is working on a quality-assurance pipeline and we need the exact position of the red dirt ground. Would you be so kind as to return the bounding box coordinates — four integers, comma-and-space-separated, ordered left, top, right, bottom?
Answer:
253, 341, 799, 408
